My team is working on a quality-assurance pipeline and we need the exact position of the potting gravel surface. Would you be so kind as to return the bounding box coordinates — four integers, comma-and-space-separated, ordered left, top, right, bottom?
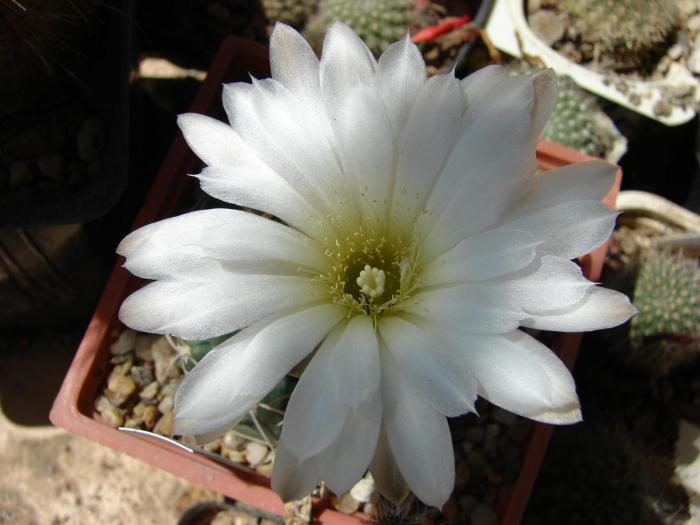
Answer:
95, 327, 534, 524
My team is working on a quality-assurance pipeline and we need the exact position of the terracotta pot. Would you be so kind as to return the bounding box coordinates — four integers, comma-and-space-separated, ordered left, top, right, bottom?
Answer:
50, 36, 622, 525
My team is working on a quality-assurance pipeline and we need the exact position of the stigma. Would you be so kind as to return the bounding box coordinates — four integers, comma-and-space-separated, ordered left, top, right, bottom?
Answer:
356, 265, 386, 299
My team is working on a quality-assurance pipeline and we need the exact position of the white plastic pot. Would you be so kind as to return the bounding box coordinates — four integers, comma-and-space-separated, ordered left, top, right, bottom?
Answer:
485, 0, 700, 126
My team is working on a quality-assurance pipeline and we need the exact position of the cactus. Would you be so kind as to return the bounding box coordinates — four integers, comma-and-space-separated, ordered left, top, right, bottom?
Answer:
542, 76, 610, 158
629, 248, 700, 371
261, 0, 316, 29
561, 0, 679, 70
305, 0, 415, 57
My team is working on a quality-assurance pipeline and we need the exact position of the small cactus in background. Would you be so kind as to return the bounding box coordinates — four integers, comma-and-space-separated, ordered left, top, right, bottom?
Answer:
261, 0, 317, 29
561, 0, 678, 70
629, 248, 700, 371
305, 0, 415, 57
542, 76, 610, 158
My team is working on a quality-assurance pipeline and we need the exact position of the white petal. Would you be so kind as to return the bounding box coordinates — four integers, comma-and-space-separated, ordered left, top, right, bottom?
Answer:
420, 228, 539, 286
421, 68, 555, 256
272, 392, 381, 501
376, 35, 426, 138
119, 275, 326, 340
410, 256, 593, 334
280, 316, 380, 460
177, 113, 243, 167
381, 348, 454, 508
369, 425, 410, 504
379, 315, 476, 417
320, 22, 376, 123
507, 160, 617, 220
269, 23, 320, 101
450, 331, 582, 425
222, 79, 349, 216
118, 209, 328, 281
461, 65, 556, 142
405, 285, 523, 335
522, 286, 637, 332
331, 84, 394, 225
392, 73, 465, 225
195, 167, 328, 240
494, 255, 593, 312
504, 200, 619, 260
172, 303, 346, 440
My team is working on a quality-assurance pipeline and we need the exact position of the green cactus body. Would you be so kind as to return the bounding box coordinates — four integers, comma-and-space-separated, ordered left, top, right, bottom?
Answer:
262, 0, 317, 29
305, 0, 415, 57
630, 249, 700, 364
561, 0, 678, 70
542, 76, 608, 157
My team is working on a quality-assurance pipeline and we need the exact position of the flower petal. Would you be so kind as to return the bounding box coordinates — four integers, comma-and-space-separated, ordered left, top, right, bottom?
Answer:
280, 315, 381, 461
320, 22, 376, 121
392, 72, 466, 226
272, 392, 381, 501
521, 286, 637, 332
195, 167, 328, 240
118, 209, 328, 281
177, 113, 244, 167
172, 303, 347, 441
119, 275, 326, 340
421, 67, 556, 256
269, 23, 321, 102
379, 315, 476, 417
369, 425, 410, 504
376, 35, 426, 138
449, 331, 582, 424
420, 228, 539, 286
222, 79, 349, 216
331, 83, 394, 225
507, 160, 617, 219
504, 200, 618, 260
410, 256, 593, 334
381, 348, 455, 508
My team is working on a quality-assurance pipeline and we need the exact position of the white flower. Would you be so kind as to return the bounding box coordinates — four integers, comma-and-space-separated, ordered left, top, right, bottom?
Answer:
117, 23, 636, 508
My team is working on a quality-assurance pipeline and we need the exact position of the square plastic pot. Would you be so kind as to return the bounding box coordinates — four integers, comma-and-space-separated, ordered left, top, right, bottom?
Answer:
50, 35, 622, 525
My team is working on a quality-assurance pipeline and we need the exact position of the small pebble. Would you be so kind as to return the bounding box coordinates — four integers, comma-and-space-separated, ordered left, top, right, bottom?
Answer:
485, 423, 501, 441
152, 337, 179, 383
104, 389, 130, 407
528, 10, 565, 46
652, 99, 672, 117
667, 44, 684, 61
158, 395, 174, 414
490, 407, 517, 426
142, 405, 159, 429
331, 493, 360, 515
140, 381, 159, 401
134, 335, 154, 361
459, 494, 478, 513
465, 426, 485, 444
110, 329, 136, 355
129, 366, 153, 387
350, 476, 375, 503
244, 442, 269, 467
223, 431, 243, 450
101, 407, 124, 428
153, 411, 173, 436
688, 14, 700, 33
108, 375, 136, 397
470, 503, 498, 525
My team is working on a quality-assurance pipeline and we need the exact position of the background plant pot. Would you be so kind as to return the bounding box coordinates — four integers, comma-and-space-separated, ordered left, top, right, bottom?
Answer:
50, 36, 622, 525
485, 0, 700, 126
